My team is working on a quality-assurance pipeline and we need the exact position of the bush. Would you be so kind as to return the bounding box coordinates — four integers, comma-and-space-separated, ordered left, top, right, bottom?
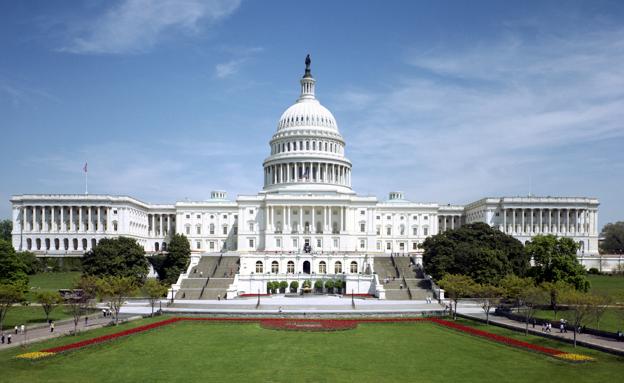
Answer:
279, 281, 288, 293
314, 280, 323, 292
588, 268, 601, 275
325, 280, 335, 293
289, 281, 299, 293
303, 280, 312, 289
334, 280, 344, 293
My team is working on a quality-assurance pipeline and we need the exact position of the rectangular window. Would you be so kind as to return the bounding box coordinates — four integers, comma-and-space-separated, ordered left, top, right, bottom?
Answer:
185, 226, 190, 235
360, 223, 365, 233
276, 238, 281, 247
386, 227, 391, 235
113, 210, 117, 215
293, 238, 298, 248
376, 241, 381, 250
196, 241, 201, 249
333, 238, 339, 248
413, 242, 418, 250
413, 227, 417, 236
113, 223, 118, 231
249, 209, 254, 214
223, 226, 228, 235
317, 239, 322, 248
186, 214, 190, 219
209, 241, 215, 250
360, 240, 365, 249
196, 226, 201, 235
223, 214, 227, 219
386, 242, 391, 250
360, 210, 365, 215
424, 228, 428, 236
196, 214, 200, 219
249, 239, 254, 248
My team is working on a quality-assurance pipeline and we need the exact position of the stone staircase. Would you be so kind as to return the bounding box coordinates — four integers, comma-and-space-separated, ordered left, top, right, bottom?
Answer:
374, 256, 431, 300
176, 255, 239, 300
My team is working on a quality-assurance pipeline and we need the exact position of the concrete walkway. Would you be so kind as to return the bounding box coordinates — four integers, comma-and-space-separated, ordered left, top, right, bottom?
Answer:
457, 305, 624, 356
0, 312, 132, 351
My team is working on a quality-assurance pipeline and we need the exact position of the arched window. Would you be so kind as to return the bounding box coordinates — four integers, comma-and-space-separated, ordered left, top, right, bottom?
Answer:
82, 239, 87, 250
304, 221, 310, 233
27, 238, 32, 250
155, 242, 160, 251
350, 261, 358, 274
334, 261, 342, 274
54, 238, 59, 250
319, 261, 326, 274
91, 239, 97, 249
162, 242, 167, 251
400, 225, 405, 235
36, 238, 41, 250
73, 238, 78, 250
271, 261, 279, 274
63, 238, 69, 250
255, 261, 263, 273
287, 261, 295, 273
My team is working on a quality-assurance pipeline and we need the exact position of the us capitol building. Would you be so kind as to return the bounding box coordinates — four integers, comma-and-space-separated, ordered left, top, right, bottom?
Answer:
9, 57, 601, 298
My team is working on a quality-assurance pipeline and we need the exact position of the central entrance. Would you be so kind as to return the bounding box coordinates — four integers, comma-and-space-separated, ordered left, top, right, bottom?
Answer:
303, 260, 311, 274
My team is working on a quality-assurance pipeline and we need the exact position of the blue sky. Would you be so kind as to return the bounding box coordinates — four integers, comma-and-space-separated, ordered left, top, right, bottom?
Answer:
1, 0, 623, 228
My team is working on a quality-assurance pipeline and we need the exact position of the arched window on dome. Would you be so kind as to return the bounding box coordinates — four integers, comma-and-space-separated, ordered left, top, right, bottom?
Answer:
324, 142, 328, 151
313, 141, 316, 150
287, 142, 291, 151
292, 141, 296, 151
306, 141, 310, 150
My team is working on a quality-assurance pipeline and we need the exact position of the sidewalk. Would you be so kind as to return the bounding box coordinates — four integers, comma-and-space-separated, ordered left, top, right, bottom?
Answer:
460, 310, 624, 356
0, 314, 118, 351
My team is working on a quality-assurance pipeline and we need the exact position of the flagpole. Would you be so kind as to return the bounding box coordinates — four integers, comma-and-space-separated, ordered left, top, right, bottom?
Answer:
85, 170, 88, 195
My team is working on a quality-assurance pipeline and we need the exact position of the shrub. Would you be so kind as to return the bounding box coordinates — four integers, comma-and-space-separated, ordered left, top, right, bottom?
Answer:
279, 281, 288, 293
587, 268, 601, 275
324, 280, 335, 292
289, 281, 299, 293
334, 280, 344, 293
303, 280, 312, 289
314, 280, 323, 292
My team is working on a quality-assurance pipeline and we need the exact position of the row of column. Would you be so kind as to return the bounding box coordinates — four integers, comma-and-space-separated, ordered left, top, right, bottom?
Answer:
501, 208, 596, 236
264, 162, 350, 186
21, 206, 112, 233
439, 215, 462, 232
266, 206, 347, 234
148, 214, 175, 237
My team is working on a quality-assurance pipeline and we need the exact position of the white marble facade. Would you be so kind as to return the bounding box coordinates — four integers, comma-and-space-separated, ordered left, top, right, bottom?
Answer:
9, 59, 601, 274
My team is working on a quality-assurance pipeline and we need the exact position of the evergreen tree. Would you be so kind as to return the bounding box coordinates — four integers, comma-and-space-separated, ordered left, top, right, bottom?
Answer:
82, 237, 148, 283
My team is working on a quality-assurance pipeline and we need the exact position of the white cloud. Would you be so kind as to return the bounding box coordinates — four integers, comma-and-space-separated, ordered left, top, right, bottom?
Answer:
61, 0, 241, 54
341, 27, 624, 205
215, 58, 246, 78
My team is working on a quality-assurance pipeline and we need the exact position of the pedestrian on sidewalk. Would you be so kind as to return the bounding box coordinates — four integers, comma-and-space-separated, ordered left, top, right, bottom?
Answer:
50, 322, 55, 333
14, 325, 18, 335
85, 316, 89, 326
20, 324, 25, 335
7, 334, 11, 344
217, 294, 221, 301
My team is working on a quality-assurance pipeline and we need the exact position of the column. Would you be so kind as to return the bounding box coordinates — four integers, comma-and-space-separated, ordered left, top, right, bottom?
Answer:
87, 207, 92, 232
97, 207, 101, 232
530, 209, 533, 234
521, 208, 524, 234
166, 215, 171, 236
42, 206, 47, 232
503, 209, 507, 233
299, 206, 303, 232
106, 207, 111, 232
159, 214, 163, 236
70, 207, 74, 231
539, 208, 542, 233
311, 207, 316, 233
78, 207, 83, 231
512, 209, 515, 234
548, 209, 552, 233
557, 210, 561, 233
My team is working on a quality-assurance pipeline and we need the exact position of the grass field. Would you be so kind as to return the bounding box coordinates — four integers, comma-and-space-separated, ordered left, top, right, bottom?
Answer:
588, 274, 624, 298
0, 317, 622, 382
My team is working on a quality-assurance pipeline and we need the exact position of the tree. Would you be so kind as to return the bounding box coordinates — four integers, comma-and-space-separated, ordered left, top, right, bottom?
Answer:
438, 274, 477, 320
0, 283, 25, 332
422, 223, 529, 284
561, 289, 598, 347
36, 291, 62, 322
314, 280, 323, 292
65, 276, 100, 335
0, 239, 28, 286
0, 220, 11, 242
289, 280, 299, 293
158, 234, 191, 285
539, 280, 572, 320
334, 280, 344, 294
82, 237, 149, 283
474, 284, 504, 325
600, 221, 624, 254
279, 281, 288, 293
520, 286, 549, 335
526, 235, 589, 291
591, 294, 612, 330
324, 280, 335, 293
17, 251, 41, 275
142, 279, 168, 317
98, 276, 137, 325
500, 274, 534, 310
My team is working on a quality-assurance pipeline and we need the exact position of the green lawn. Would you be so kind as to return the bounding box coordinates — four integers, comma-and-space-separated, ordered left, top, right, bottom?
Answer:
27, 272, 81, 302
588, 274, 624, 298
0, 317, 622, 382
533, 308, 623, 333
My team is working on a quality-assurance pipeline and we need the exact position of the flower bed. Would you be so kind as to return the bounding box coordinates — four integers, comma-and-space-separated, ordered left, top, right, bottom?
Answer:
21, 316, 594, 363
260, 319, 358, 332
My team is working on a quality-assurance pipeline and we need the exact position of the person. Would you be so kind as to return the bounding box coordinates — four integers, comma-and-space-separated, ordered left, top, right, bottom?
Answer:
14, 325, 18, 335
542, 322, 546, 332
1, 333, 4, 344
85, 316, 89, 326
217, 294, 221, 301
7, 334, 11, 344
532, 318, 536, 329
102, 308, 106, 317
50, 322, 55, 333
20, 324, 25, 335
199, 271, 203, 278
399, 283, 403, 290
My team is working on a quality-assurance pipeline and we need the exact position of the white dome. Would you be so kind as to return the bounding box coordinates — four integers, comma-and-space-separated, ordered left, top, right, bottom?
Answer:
277, 98, 337, 131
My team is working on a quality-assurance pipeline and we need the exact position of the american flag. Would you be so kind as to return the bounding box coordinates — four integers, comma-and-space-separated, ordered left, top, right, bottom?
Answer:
83, 162, 88, 173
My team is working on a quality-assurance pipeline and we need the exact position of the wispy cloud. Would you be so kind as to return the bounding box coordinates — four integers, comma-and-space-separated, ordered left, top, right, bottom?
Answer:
60, 0, 241, 54
214, 46, 264, 78
0, 80, 61, 108
341, 27, 624, 203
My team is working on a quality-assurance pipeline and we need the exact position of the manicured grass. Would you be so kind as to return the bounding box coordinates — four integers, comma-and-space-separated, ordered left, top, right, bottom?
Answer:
588, 274, 624, 299
0, 317, 622, 382
27, 272, 81, 302
534, 308, 622, 333
2, 306, 99, 330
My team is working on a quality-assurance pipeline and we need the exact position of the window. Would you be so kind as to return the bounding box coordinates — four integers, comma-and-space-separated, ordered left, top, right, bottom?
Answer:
386, 242, 391, 250
376, 226, 380, 235
387, 215, 391, 220
412, 227, 418, 236
185, 226, 190, 235
186, 214, 190, 219
335, 261, 342, 274
287, 261, 294, 273
196, 226, 201, 235
223, 226, 228, 235
399, 242, 405, 251
113, 222, 118, 231
196, 214, 200, 219
196, 241, 201, 250
317, 238, 322, 247
249, 209, 254, 214
293, 238, 298, 248
386, 227, 392, 235
424, 216, 428, 220
223, 214, 227, 219
360, 240, 365, 249
249, 239, 254, 248
209, 224, 215, 235
400, 225, 405, 235
376, 241, 381, 250
376, 215, 380, 220
271, 261, 279, 274
255, 261, 263, 273
210, 215, 214, 219
276, 238, 281, 247
360, 210, 365, 215
360, 223, 365, 233
333, 238, 339, 248
113, 209, 117, 215
209, 241, 215, 250
350, 261, 358, 273
319, 261, 326, 274
423, 227, 428, 236
249, 223, 254, 232
413, 242, 418, 250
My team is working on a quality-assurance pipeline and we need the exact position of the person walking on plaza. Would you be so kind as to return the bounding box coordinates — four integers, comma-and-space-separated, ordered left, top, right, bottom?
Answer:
14, 325, 18, 335
50, 321, 55, 333
20, 324, 25, 335
85, 316, 89, 326
7, 334, 11, 344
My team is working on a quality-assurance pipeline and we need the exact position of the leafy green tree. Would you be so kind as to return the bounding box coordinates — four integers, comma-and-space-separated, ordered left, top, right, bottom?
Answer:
82, 237, 148, 283
0, 239, 28, 286
334, 279, 344, 293
539, 280, 572, 319
600, 221, 624, 254
324, 280, 335, 293
314, 280, 323, 292
561, 289, 599, 347
158, 234, 191, 285
17, 251, 41, 274
526, 235, 589, 291
142, 279, 168, 317
0, 220, 11, 242
98, 276, 137, 325
422, 223, 529, 284
36, 291, 62, 322
474, 284, 504, 325
0, 283, 25, 332
520, 285, 549, 335
279, 281, 288, 293
500, 274, 534, 309
438, 274, 478, 320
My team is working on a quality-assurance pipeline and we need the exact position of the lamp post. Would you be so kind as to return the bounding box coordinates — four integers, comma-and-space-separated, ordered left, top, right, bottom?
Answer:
351, 289, 355, 308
